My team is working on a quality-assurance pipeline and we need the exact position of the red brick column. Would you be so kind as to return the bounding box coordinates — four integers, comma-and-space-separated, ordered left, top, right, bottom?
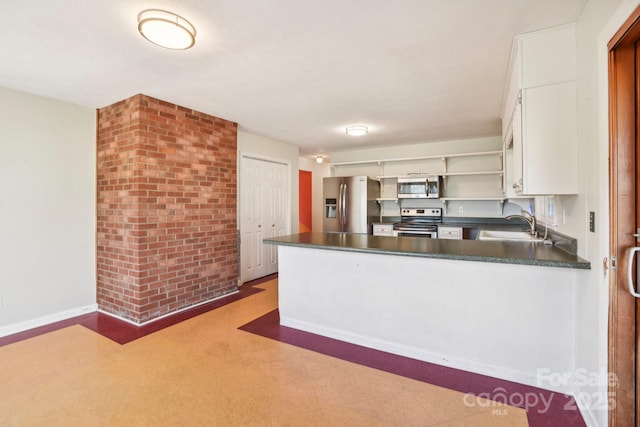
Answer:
97, 94, 238, 323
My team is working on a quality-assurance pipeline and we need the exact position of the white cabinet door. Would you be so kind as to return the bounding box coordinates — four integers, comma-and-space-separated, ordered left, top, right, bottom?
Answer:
512, 81, 578, 196
372, 224, 394, 236
502, 23, 575, 138
519, 24, 576, 88
511, 100, 523, 194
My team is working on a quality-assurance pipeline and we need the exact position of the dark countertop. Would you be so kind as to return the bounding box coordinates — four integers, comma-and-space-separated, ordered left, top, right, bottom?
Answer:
374, 217, 580, 256
264, 232, 591, 270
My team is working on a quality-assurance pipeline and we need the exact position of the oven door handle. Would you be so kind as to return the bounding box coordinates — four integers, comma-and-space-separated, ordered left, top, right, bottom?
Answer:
393, 227, 437, 232
394, 229, 438, 237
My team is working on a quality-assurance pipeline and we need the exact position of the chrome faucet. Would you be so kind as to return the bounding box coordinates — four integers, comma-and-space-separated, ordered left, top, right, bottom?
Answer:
505, 211, 537, 236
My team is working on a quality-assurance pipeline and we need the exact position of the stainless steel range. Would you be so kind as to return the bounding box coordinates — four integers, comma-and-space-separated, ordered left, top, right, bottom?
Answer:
393, 207, 442, 238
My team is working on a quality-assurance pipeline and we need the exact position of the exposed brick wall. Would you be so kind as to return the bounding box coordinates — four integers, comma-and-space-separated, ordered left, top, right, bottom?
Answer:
97, 94, 238, 323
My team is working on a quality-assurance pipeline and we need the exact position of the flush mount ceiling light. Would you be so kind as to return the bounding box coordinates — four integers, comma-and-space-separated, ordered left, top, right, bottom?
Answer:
345, 125, 368, 136
138, 9, 196, 50
316, 155, 324, 164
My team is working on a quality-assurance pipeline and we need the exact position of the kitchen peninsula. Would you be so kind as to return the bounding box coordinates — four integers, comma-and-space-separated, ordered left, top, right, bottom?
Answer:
264, 233, 590, 392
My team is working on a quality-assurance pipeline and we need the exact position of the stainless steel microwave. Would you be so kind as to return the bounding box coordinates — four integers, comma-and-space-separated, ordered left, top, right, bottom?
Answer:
397, 176, 441, 199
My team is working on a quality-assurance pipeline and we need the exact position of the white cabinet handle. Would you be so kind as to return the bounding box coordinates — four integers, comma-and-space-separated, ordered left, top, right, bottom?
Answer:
626, 247, 640, 297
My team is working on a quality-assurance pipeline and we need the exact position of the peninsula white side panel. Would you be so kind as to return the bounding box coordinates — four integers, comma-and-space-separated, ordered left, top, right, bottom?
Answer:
278, 246, 580, 392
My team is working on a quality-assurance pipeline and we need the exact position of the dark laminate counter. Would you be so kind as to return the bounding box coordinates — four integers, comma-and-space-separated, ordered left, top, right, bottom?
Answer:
264, 232, 591, 270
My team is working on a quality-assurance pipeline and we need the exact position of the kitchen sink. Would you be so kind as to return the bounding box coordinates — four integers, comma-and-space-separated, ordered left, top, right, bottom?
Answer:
477, 230, 544, 243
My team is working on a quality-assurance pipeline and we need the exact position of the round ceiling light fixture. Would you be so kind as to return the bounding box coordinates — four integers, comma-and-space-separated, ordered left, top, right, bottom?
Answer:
138, 9, 196, 50
345, 125, 368, 136
316, 155, 324, 164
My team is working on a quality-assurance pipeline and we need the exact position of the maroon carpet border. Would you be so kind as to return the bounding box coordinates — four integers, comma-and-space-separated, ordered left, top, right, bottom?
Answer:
238, 309, 586, 427
0, 274, 274, 347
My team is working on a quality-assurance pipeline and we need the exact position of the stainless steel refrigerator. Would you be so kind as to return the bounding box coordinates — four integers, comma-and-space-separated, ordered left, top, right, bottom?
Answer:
323, 176, 380, 234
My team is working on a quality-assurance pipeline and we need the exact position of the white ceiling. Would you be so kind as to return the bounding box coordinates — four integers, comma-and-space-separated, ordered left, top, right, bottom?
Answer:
0, 0, 586, 157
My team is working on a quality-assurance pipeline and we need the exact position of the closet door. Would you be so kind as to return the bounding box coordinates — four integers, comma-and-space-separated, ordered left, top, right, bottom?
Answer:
241, 157, 266, 281
263, 161, 287, 275
240, 156, 288, 282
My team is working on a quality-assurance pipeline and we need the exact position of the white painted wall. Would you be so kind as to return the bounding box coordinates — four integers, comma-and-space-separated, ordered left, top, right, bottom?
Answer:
298, 156, 331, 232
0, 87, 96, 334
237, 129, 300, 234
574, 1, 635, 425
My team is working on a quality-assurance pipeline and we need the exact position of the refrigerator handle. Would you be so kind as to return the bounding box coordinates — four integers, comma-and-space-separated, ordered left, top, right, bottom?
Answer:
341, 183, 347, 225
339, 184, 345, 225
338, 183, 341, 225
337, 184, 343, 224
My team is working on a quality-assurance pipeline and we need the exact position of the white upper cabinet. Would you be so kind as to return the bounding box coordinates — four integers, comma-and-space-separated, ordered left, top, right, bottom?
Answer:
502, 23, 578, 196
513, 82, 578, 195
518, 24, 576, 86
502, 23, 576, 137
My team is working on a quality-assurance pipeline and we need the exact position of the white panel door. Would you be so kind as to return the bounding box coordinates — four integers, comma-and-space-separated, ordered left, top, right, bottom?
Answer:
241, 157, 266, 281
240, 156, 288, 282
264, 162, 287, 275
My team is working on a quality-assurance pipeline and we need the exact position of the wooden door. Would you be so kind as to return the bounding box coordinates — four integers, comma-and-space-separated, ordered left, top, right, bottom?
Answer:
609, 6, 640, 425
